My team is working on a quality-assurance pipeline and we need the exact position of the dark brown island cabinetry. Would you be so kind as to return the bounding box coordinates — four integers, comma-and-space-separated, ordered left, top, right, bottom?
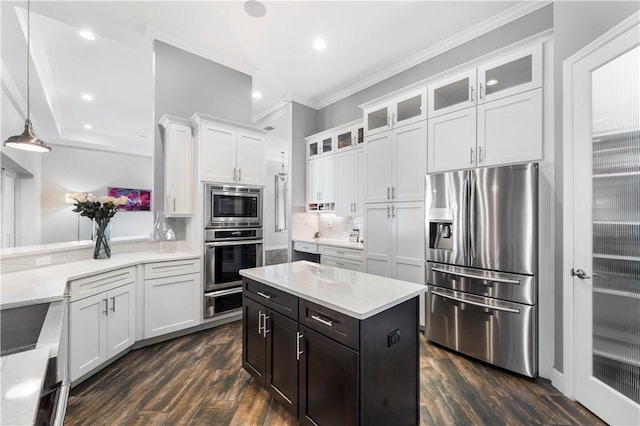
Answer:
242, 276, 419, 425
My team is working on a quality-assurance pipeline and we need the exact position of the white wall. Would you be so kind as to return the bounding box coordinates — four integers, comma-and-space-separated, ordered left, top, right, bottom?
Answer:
40, 145, 153, 243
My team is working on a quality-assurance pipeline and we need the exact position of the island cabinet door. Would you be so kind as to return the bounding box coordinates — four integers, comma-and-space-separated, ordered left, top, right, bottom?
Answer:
242, 296, 266, 386
265, 310, 299, 416
298, 325, 358, 426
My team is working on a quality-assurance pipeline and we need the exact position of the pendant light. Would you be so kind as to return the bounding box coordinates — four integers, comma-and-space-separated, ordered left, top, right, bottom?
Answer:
3, 0, 51, 153
277, 151, 288, 182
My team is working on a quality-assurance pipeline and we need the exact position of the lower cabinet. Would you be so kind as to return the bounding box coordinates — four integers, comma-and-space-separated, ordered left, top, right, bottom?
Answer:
242, 277, 419, 425
69, 282, 135, 382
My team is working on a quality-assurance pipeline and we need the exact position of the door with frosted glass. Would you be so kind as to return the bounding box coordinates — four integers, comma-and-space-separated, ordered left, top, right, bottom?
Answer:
571, 22, 640, 425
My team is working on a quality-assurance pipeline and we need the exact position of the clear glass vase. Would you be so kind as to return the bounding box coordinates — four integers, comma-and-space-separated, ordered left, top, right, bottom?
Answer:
149, 211, 176, 251
93, 218, 111, 259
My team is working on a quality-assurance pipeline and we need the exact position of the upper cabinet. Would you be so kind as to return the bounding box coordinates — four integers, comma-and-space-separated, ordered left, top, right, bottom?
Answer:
363, 87, 427, 136
335, 121, 365, 153
307, 132, 334, 160
192, 114, 266, 186
427, 44, 543, 173
159, 115, 194, 216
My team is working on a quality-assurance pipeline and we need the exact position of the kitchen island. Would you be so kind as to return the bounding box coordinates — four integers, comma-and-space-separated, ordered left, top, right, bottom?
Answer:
240, 261, 426, 425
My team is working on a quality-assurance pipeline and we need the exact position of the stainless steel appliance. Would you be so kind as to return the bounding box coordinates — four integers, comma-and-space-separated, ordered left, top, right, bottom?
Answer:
203, 227, 263, 319
425, 163, 538, 377
205, 184, 262, 228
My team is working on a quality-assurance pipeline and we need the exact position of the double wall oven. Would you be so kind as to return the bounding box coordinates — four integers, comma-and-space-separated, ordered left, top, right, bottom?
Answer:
203, 184, 263, 319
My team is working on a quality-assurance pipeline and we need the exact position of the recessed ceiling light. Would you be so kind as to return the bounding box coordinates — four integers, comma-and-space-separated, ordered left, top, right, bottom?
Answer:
252, 91, 262, 99
313, 38, 327, 51
84, 124, 93, 130
244, 1, 266, 18
486, 79, 499, 86
81, 93, 93, 101
79, 30, 95, 41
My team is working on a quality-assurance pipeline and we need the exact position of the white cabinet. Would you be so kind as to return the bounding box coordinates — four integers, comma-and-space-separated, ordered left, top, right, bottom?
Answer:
69, 267, 136, 382
307, 132, 334, 159
192, 114, 265, 185
334, 121, 365, 153
364, 202, 426, 326
306, 155, 335, 212
144, 258, 201, 339
427, 44, 543, 173
320, 245, 364, 272
364, 87, 428, 136
335, 148, 365, 216
159, 115, 194, 216
365, 121, 427, 203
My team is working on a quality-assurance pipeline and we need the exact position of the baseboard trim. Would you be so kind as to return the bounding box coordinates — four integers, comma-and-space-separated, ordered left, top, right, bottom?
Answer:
551, 368, 568, 397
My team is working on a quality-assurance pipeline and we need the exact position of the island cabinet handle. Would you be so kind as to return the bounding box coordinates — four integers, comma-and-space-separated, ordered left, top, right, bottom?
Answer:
296, 332, 304, 360
262, 314, 271, 337
257, 291, 272, 300
311, 314, 334, 327
257, 310, 263, 335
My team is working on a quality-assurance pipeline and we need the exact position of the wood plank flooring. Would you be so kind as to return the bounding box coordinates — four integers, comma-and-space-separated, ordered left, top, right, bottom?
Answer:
65, 321, 604, 425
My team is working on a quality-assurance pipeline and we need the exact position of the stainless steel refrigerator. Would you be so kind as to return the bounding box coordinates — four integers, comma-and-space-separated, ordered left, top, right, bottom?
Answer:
425, 162, 538, 377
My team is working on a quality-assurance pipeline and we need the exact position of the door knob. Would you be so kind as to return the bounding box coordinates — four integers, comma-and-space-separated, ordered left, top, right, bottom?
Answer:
571, 268, 591, 279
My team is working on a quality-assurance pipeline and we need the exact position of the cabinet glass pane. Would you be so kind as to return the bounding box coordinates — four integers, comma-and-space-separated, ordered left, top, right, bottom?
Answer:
337, 131, 352, 149
397, 94, 422, 122
485, 55, 532, 96
590, 45, 640, 404
309, 142, 318, 157
356, 127, 364, 145
322, 137, 333, 153
368, 107, 388, 131
433, 78, 469, 111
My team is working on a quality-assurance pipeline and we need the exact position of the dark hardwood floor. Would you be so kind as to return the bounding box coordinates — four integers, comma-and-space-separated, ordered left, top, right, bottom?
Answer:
65, 321, 604, 425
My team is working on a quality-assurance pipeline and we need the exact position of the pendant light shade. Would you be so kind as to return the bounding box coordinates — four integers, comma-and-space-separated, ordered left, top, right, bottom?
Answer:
3, 0, 51, 153
277, 151, 288, 182
4, 119, 51, 152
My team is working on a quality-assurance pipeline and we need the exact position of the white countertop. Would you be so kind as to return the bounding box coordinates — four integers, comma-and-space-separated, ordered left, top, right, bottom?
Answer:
293, 237, 363, 250
240, 261, 425, 319
1, 347, 49, 426
1, 250, 200, 310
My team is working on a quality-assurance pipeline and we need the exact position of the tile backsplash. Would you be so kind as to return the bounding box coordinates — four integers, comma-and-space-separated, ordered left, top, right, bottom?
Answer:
292, 207, 363, 242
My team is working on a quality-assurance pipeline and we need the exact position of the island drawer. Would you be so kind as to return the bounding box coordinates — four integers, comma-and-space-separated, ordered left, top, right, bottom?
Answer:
144, 258, 200, 280
299, 299, 359, 350
243, 278, 298, 320
69, 266, 136, 302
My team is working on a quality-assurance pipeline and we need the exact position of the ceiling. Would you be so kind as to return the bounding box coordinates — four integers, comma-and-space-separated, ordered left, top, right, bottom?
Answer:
1, 1, 537, 157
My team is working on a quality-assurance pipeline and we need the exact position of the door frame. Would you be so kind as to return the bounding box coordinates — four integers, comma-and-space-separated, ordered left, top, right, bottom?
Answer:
561, 10, 640, 399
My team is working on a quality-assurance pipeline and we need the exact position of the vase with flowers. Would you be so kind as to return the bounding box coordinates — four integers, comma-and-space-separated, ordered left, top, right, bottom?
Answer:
68, 192, 128, 259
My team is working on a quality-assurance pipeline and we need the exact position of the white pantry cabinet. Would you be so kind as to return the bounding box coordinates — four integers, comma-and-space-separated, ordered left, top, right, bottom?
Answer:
363, 202, 425, 326
159, 115, 194, 216
192, 114, 266, 185
365, 121, 427, 203
334, 148, 365, 216
144, 258, 201, 339
363, 87, 427, 136
69, 267, 136, 382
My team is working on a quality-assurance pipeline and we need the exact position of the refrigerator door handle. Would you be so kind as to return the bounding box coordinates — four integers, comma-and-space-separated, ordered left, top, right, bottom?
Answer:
431, 266, 520, 284
432, 289, 520, 314
469, 177, 476, 260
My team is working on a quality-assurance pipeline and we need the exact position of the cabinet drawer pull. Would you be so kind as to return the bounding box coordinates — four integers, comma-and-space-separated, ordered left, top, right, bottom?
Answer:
238, 168, 242, 181
479, 82, 484, 100
103, 298, 108, 315
110, 297, 115, 313
479, 146, 484, 163
311, 314, 334, 327
391, 186, 395, 199
392, 205, 395, 217
233, 168, 237, 181
470, 147, 474, 164
256, 291, 272, 300
387, 205, 391, 218
470, 86, 474, 102
296, 332, 304, 360
387, 186, 390, 199
336, 262, 345, 267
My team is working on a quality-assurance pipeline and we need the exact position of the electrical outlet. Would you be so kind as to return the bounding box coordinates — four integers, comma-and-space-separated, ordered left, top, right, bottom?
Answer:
35, 256, 52, 266
387, 329, 400, 348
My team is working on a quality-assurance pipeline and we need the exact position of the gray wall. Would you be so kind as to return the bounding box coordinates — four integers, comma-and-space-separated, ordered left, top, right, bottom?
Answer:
152, 40, 253, 235
552, 1, 640, 373
291, 102, 318, 208
317, 4, 553, 131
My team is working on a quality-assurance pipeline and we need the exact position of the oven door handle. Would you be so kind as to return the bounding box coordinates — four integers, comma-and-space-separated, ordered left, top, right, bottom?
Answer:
205, 287, 243, 297
205, 240, 264, 247
431, 289, 520, 314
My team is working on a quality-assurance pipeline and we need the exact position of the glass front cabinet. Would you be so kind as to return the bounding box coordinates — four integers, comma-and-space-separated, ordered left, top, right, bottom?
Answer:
307, 132, 334, 160
364, 87, 427, 136
335, 120, 365, 153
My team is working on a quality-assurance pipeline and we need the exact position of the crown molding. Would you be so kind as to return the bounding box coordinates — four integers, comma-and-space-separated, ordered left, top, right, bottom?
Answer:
145, 26, 259, 77
315, 0, 552, 110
